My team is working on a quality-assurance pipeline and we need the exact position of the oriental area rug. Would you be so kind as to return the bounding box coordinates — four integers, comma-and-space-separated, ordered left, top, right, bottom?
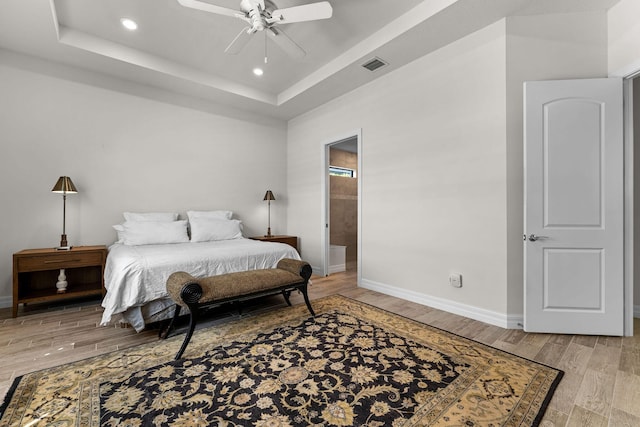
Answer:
0, 295, 562, 427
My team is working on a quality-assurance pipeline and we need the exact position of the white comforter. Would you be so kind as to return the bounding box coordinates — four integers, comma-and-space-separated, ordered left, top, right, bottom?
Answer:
101, 238, 300, 331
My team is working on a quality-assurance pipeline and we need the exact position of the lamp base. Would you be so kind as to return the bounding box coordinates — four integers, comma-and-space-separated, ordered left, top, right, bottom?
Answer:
57, 234, 72, 250
56, 269, 68, 293
265, 227, 272, 238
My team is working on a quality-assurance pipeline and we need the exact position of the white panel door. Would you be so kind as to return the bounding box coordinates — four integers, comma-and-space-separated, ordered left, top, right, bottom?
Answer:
524, 78, 623, 335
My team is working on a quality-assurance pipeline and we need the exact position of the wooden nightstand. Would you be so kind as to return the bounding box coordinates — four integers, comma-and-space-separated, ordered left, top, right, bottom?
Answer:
12, 245, 107, 317
250, 235, 298, 252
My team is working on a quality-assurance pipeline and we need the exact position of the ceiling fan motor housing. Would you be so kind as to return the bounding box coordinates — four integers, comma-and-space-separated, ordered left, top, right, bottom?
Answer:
241, 0, 278, 32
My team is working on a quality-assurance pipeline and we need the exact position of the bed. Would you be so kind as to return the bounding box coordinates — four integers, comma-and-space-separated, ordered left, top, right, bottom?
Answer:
101, 238, 300, 331
100, 211, 300, 331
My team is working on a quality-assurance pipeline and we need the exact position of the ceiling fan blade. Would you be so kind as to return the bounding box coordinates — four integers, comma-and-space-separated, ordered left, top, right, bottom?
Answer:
267, 27, 306, 58
177, 0, 239, 18
225, 27, 255, 54
268, 1, 332, 24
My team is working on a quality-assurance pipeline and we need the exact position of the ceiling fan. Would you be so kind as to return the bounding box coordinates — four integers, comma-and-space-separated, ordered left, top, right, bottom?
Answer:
177, 0, 333, 59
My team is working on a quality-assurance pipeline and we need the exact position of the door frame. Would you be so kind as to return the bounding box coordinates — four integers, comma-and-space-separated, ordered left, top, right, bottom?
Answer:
612, 65, 639, 336
320, 129, 362, 284
623, 77, 634, 336
623, 76, 640, 336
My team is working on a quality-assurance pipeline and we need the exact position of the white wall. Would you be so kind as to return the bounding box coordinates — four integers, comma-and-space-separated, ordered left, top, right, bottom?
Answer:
0, 51, 287, 306
608, 0, 640, 76
288, 21, 511, 317
288, 11, 610, 326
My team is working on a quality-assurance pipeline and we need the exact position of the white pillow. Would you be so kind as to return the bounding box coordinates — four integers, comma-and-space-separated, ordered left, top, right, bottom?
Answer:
119, 220, 189, 245
190, 218, 243, 242
187, 210, 233, 221
123, 212, 179, 222
113, 224, 126, 243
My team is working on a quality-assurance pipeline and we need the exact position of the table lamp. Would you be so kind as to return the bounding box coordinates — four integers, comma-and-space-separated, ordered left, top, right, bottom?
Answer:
263, 190, 275, 237
52, 176, 77, 250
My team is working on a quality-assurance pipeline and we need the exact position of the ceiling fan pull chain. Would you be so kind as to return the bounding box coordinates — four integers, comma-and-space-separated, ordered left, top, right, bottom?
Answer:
264, 31, 268, 64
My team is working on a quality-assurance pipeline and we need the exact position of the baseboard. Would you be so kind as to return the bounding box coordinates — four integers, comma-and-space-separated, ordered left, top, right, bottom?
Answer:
0, 296, 12, 309
360, 278, 523, 329
312, 265, 347, 275
634, 305, 640, 318
311, 265, 323, 277
328, 264, 346, 274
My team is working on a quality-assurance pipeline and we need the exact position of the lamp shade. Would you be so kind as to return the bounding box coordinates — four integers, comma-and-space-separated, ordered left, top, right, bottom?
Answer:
52, 176, 77, 194
263, 190, 275, 201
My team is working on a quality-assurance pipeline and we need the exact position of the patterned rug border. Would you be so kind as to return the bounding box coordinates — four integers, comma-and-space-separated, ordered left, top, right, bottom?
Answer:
329, 295, 565, 426
0, 294, 564, 426
0, 377, 19, 420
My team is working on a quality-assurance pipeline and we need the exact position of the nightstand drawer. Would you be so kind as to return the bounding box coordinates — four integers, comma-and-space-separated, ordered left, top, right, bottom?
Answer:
16, 252, 103, 272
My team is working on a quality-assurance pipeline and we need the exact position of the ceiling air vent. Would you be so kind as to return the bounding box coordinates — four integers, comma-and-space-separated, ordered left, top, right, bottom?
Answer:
362, 57, 388, 72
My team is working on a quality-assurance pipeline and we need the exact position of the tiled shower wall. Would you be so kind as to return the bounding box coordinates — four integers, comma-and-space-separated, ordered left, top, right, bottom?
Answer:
329, 148, 358, 268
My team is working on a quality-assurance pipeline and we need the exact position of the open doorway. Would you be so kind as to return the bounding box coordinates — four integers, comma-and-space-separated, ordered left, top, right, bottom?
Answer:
328, 138, 358, 273
322, 130, 362, 282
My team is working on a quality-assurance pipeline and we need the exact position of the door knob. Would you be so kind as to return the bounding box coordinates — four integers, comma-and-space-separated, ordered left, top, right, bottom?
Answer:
527, 234, 546, 241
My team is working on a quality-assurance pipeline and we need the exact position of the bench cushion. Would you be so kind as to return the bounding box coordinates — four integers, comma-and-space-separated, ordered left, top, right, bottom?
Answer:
166, 258, 310, 307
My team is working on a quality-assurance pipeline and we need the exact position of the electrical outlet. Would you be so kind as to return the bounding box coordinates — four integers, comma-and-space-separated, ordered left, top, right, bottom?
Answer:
449, 273, 462, 288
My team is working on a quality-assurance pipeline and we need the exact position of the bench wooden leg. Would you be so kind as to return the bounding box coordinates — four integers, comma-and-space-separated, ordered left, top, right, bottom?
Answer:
282, 290, 292, 306
299, 284, 315, 316
175, 303, 198, 360
174, 282, 204, 359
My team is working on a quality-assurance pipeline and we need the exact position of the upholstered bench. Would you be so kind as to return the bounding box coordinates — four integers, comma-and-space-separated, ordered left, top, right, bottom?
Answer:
164, 258, 314, 359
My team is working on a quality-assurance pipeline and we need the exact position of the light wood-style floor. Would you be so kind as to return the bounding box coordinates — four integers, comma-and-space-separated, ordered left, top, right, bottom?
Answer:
1, 270, 639, 426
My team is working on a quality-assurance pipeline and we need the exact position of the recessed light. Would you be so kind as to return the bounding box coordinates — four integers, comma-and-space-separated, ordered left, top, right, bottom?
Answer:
253, 68, 264, 76
120, 18, 138, 31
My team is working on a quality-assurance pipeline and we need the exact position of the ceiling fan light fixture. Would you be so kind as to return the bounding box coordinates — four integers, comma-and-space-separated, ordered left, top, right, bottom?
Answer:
120, 18, 138, 31
253, 67, 264, 76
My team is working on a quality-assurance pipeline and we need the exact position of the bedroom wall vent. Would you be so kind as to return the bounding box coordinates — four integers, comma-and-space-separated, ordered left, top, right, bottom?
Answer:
362, 57, 388, 72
